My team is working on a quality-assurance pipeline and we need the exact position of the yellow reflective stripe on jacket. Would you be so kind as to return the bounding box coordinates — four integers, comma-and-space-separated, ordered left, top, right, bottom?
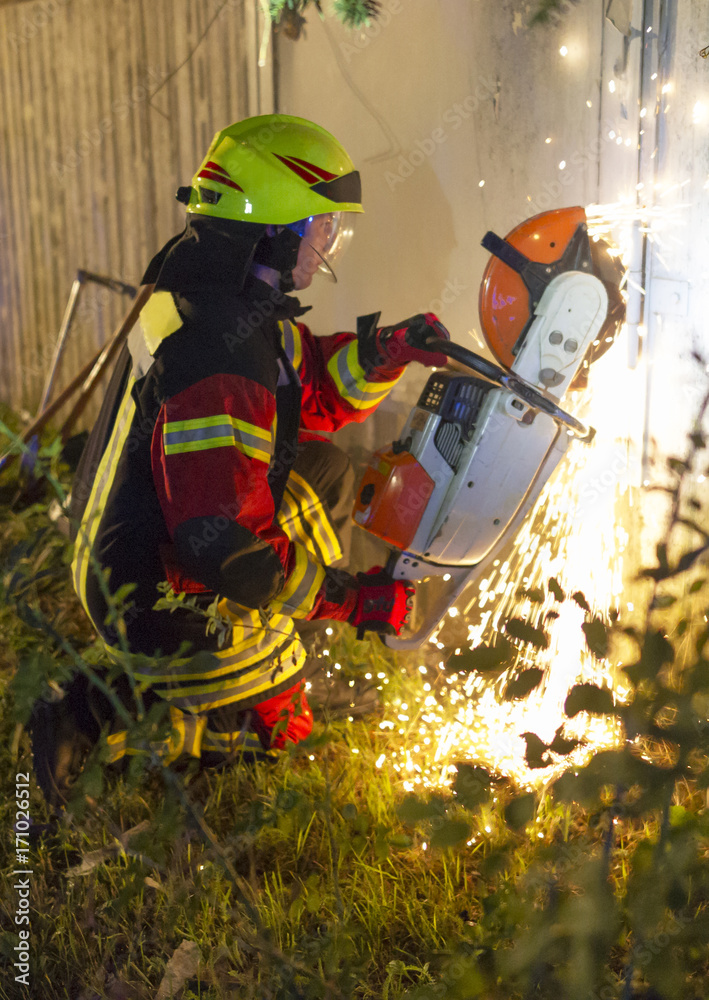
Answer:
278, 488, 308, 548
105, 708, 272, 764
163, 414, 272, 463
127, 292, 184, 379
138, 290, 183, 355
133, 610, 293, 684
280, 319, 303, 372
277, 476, 341, 566
287, 470, 341, 564
202, 728, 269, 756
129, 603, 306, 713
104, 711, 199, 765
106, 730, 128, 763
153, 642, 306, 713
270, 544, 326, 619
71, 375, 137, 621
158, 706, 206, 763
327, 339, 402, 410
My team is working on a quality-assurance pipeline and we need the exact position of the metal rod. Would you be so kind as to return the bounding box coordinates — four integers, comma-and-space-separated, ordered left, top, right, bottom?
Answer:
76, 270, 137, 297
36, 276, 84, 415
36, 270, 137, 419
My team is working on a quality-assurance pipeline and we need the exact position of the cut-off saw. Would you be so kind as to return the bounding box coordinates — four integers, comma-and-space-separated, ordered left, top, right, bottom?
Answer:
352, 206, 625, 648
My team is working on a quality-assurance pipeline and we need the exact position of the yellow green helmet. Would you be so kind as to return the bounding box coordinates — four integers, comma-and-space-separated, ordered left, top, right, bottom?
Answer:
179, 114, 363, 224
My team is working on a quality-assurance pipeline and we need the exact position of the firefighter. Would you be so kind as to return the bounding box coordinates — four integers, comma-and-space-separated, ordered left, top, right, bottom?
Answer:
30, 114, 449, 805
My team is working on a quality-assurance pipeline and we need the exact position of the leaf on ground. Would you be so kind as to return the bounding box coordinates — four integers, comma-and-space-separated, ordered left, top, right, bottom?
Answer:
521, 732, 551, 769
504, 793, 537, 829
505, 618, 549, 649
571, 591, 591, 611
447, 637, 514, 674
66, 822, 154, 878
549, 726, 582, 756
105, 978, 144, 1000
397, 794, 446, 824
155, 940, 202, 1000
453, 764, 492, 810
67, 847, 115, 878
642, 630, 675, 669
651, 594, 676, 609
564, 683, 615, 718
504, 668, 544, 701
676, 545, 709, 574
388, 833, 413, 849
582, 618, 609, 658
117, 820, 151, 845
430, 818, 471, 849
517, 587, 545, 603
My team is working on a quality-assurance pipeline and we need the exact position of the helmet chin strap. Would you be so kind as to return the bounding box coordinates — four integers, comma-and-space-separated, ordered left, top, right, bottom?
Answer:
253, 227, 302, 290
252, 228, 337, 291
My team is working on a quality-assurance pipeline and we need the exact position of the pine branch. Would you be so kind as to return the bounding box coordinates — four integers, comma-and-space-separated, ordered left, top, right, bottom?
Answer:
268, 0, 381, 31
332, 0, 381, 29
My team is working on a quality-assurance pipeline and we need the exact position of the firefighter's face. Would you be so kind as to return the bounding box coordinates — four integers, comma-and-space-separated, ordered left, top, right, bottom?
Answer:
291, 214, 336, 289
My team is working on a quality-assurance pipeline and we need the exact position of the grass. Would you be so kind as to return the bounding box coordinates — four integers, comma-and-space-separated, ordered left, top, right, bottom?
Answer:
1, 423, 709, 999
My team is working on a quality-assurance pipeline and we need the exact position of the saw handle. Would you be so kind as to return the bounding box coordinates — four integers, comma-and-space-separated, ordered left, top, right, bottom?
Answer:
417, 334, 595, 442
404, 314, 452, 351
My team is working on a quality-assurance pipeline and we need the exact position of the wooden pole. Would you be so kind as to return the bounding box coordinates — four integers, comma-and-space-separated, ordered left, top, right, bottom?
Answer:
59, 283, 153, 441
0, 284, 153, 470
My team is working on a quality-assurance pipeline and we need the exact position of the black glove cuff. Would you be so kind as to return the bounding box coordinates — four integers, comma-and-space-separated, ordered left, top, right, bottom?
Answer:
355, 311, 386, 375
322, 566, 358, 608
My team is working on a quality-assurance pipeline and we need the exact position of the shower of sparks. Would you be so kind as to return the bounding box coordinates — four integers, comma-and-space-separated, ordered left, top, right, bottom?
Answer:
374, 206, 665, 792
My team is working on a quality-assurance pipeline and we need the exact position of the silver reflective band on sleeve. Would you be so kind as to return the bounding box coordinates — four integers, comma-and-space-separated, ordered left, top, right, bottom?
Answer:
327, 340, 400, 410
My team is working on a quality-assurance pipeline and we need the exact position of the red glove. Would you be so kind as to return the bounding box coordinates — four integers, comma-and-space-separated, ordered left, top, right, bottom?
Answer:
376, 313, 450, 368
349, 566, 415, 639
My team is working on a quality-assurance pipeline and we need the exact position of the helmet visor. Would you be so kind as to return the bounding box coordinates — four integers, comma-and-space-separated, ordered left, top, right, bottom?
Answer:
287, 212, 356, 283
